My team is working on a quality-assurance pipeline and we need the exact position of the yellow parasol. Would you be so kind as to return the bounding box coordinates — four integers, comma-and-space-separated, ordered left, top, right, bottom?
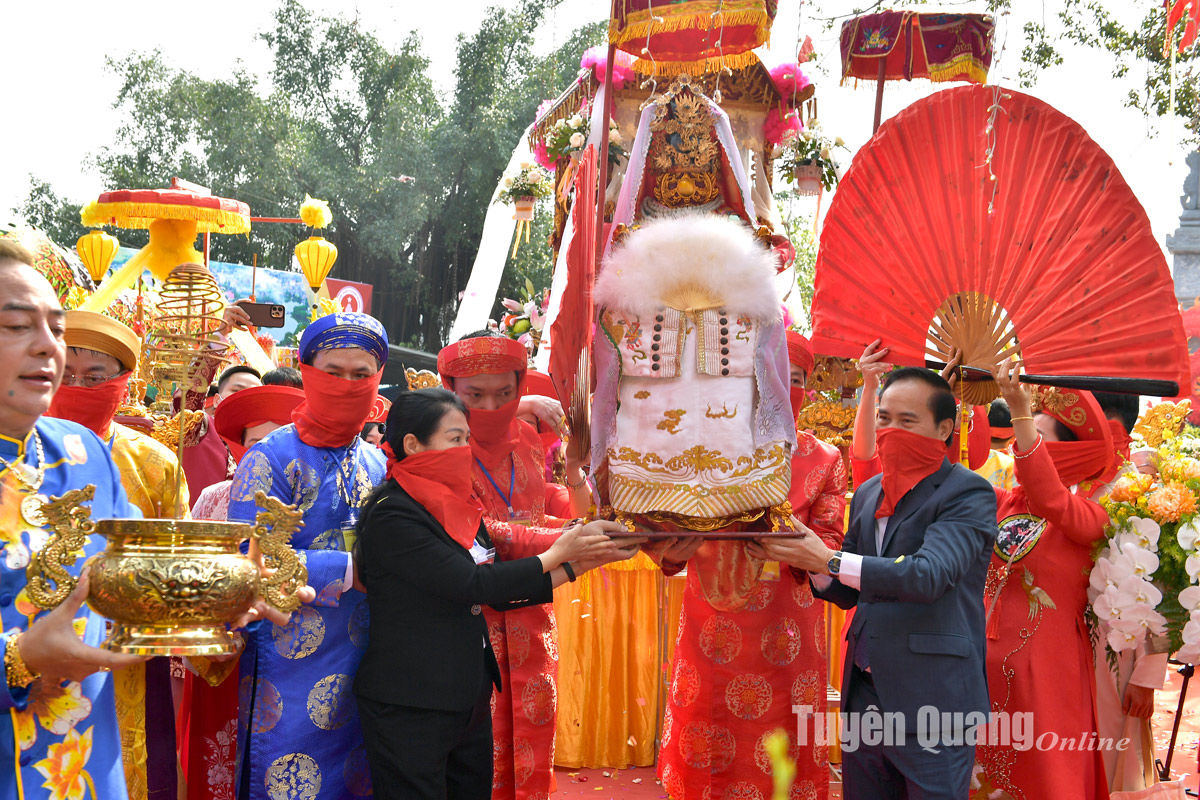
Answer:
80, 178, 251, 311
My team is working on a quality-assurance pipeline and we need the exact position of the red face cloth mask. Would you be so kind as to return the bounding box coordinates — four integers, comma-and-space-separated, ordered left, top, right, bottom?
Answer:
467, 399, 522, 464
875, 427, 948, 518
1043, 440, 1114, 489
49, 373, 132, 438
790, 386, 807, 419
292, 364, 383, 448
388, 445, 483, 550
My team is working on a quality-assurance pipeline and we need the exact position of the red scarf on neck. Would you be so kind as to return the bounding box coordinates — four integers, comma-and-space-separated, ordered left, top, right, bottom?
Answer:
875, 427, 947, 518
48, 373, 132, 438
292, 364, 383, 448
386, 443, 483, 549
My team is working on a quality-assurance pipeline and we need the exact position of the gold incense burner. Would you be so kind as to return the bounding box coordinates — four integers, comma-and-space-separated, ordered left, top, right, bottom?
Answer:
27, 487, 307, 656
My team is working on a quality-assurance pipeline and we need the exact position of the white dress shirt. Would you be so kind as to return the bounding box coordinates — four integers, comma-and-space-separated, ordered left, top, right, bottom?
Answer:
811, 516, 889, 591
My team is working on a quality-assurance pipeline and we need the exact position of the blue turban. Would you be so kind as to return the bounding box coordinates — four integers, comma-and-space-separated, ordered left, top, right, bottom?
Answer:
299, 312, 389, 367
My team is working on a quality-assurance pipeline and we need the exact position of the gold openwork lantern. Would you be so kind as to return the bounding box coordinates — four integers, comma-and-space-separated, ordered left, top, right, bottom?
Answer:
75, 230, 120, 285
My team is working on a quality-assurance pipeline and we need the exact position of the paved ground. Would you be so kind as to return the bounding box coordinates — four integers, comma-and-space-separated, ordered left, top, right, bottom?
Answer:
553, 666, 1200, 797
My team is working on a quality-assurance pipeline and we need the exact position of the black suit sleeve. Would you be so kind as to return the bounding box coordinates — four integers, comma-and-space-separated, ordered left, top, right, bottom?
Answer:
857, 478, 997, 604
363, 499, 553, 608
811, 497, 862, 610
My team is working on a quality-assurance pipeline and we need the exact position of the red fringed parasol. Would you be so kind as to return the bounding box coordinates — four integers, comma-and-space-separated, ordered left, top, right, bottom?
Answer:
609, 0, 776, 76
548, 145, 598, 449
840, 10, 993, 131
810, 85, 1188, 402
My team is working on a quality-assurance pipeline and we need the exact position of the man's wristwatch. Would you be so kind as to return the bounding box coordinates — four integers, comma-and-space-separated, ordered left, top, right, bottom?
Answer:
827, 551, 843, 576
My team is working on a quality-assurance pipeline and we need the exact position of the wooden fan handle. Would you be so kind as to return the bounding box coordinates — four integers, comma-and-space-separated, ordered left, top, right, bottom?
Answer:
927, 361, 1179, 397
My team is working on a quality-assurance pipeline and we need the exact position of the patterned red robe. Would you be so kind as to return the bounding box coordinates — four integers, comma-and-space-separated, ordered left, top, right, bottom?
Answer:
974, 442, 1110, 799
475, 420, 566, 800
657, 432, 847, 800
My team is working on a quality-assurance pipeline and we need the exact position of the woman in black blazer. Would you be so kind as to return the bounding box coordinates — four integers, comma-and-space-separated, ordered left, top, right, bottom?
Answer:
353, 389, 641, 799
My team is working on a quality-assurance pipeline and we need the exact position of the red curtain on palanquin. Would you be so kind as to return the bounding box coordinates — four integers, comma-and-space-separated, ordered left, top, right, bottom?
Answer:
839, 11, 994, 85
609, 0, 777, 75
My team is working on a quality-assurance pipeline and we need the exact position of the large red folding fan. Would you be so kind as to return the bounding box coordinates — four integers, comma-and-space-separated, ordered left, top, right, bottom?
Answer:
810, 85, 1188, 401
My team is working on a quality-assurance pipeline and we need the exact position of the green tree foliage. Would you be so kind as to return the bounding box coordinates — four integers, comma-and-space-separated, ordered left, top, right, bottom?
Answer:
14, 0, 602, 351
13, 176, 85, 248
1019, 1, 1198, 144
778, 201, 818, 329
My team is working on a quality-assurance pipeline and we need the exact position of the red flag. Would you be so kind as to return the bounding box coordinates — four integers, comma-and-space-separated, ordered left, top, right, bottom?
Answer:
548, 145, 598, 427
1167, 0, 1199, 53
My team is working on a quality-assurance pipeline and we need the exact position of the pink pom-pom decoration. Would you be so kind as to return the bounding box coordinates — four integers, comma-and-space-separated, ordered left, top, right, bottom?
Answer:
532, 98, 558, 170
581, 45, 636, 89
533, 137, 556, 171
769, 62, 812, 104
763, 107, 803, 147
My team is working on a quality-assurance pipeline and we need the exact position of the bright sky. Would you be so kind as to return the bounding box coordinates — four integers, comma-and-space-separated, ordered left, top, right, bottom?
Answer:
2, 1, 1192, 257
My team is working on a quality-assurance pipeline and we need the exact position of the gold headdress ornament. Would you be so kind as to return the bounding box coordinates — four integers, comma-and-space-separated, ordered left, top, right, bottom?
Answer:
645, 75, 722, 209
405, 369, 442, 391
1134, 400, 1192, 448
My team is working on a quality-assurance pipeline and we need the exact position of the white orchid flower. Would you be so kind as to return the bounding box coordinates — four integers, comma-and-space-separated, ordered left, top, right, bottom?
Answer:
1118, 542, 1159, 579
1106, 625, 1141, 653
1177, 641, 1200, 663
1106, 550, 1139, 584
1128, 516, 1161, 550
1092, 590, 1122, 622
1089, 556, 1117, 595
1113, 533, 1142, 553
1113, 603, 1167, 636
1188, 553, 1200, 581
1179, 518, 1200, 550
1180, 585, 1200, 612
1100, 553, 1138, 593
1115, 574, 1162, 609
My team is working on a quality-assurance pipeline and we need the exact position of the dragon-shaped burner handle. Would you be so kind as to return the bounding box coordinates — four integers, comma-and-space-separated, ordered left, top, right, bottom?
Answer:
26, 486, 98, 610
251, 490, 308, 613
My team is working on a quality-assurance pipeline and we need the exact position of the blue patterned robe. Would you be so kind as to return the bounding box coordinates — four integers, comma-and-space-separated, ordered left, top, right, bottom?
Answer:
227, 425, 384, 800
1, 417, 141, 800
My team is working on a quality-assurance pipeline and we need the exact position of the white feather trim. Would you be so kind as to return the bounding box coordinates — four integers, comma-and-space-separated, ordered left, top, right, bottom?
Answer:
595, 212, 782, 322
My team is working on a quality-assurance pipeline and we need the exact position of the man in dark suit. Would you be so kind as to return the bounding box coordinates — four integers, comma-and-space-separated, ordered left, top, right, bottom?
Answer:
758, 367, 997, 799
